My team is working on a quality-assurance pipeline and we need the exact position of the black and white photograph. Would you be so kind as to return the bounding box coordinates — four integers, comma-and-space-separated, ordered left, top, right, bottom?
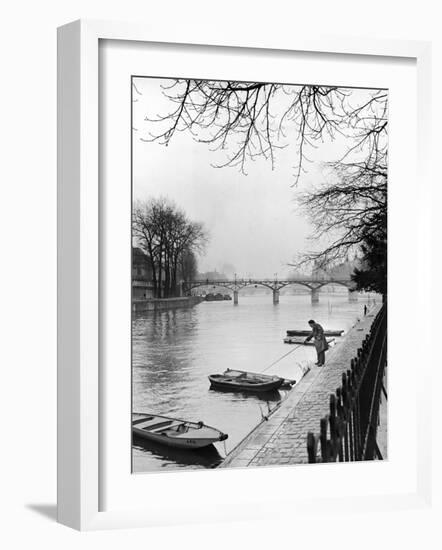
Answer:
4, 0, 439, 542
131, 76, 387, 472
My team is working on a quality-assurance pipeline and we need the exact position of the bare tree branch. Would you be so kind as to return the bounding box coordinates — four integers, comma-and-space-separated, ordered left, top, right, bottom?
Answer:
138, 79, 387, 185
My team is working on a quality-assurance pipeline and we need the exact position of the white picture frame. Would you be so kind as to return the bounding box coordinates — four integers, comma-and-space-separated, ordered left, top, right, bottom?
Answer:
57, 19, 432, 531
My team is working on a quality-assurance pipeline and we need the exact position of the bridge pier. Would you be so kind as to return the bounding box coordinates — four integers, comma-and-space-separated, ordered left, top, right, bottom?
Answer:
233, 290, 239, 305
311, 288, 320, 303
273, 289, 280, 305
348, 289, 358, 302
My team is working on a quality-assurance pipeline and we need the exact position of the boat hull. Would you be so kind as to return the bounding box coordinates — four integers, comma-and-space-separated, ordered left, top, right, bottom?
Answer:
222, 368, 295, 389
132, 413, 227, 450
133, 427, 221, 449
208, 374, 284, 393
286, 329, 343, 337
284, 337, 334, 345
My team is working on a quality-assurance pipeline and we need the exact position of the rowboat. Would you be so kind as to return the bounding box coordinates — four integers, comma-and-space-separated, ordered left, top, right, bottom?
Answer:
224, 369, 296, 388
284, 336, 335, 345
286, 329, 344, 337
208, 368, 293, 392
132, 413, 228, 449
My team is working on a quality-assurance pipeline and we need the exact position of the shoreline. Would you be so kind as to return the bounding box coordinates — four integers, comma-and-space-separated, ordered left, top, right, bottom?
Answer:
219, 304, 384, 468
132, 295, 204, 313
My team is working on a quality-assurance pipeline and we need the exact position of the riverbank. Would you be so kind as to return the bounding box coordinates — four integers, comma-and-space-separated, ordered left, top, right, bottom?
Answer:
132, 296, 204, 313
219, 304, 383, 468
132, 293, 376, 471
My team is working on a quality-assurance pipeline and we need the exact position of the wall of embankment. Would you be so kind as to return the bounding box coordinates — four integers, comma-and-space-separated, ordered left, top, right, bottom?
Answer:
219, 304, 384, 468
132, 296, 204, 313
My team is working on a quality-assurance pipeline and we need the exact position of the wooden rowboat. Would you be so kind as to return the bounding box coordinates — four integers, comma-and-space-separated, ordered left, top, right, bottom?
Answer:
286, 329, 344, 337
132, 413, 228, 449
208, 368, 292, 392
224, 369, 296, 389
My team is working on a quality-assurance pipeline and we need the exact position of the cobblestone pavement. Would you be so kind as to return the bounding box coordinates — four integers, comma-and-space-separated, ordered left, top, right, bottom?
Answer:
220, 305, 382, 469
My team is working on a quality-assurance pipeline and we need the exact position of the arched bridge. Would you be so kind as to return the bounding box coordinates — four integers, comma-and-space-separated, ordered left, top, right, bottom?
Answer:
182, 277, 358, 305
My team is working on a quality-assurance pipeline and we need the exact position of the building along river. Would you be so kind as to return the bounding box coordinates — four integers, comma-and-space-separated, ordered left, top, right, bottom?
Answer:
132, 290, 378, 473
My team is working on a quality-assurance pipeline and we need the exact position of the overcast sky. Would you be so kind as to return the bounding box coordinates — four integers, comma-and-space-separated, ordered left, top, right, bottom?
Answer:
132, 78, 371, 278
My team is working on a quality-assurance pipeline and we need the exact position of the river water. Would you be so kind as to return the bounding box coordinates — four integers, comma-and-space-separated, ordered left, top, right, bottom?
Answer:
132, 291, 376, 473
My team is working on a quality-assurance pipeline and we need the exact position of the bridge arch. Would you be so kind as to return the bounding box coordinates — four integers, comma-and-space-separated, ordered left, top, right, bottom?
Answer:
238, 281, 275, 291
313, 280, 352, 290
276, 281, 314, 291
185, 282, 235, 294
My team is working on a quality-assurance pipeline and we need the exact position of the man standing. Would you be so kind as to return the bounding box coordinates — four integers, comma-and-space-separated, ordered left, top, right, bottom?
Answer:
304, 319, 329, 366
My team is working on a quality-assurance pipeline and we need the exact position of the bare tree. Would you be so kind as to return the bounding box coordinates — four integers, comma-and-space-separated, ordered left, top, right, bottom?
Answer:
133, 198, 208, 297
132, 200, 160, 295
179, 249, 198, 284
295, 157, 387, 269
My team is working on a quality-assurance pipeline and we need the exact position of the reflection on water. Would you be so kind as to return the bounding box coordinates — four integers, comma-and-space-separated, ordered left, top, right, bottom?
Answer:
132, 436, 223, 470
208, 387, 283, 402
132, 292, 375, 472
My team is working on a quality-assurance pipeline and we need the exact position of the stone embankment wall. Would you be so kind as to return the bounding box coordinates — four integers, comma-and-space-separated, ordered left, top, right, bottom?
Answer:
132, 296, 204, 313
220, 304, 383, 468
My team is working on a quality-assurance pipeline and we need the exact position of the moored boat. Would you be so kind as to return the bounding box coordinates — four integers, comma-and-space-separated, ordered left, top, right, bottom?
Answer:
132, 413, 228, 449
224, 369, 296, 388
286, 329, 344, 337
208, 368, 292, 392
284, 336, 335, 345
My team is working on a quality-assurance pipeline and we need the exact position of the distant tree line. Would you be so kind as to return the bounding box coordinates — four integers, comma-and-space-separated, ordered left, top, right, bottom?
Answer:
133, 198, 208, 298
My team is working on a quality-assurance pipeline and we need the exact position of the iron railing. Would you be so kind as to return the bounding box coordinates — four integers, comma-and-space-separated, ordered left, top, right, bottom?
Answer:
307, 305, 387, 463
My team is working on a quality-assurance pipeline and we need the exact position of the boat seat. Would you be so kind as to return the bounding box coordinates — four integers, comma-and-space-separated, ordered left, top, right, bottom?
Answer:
161, 424, 190, 436
132, 416, 154, 426
139, 420, 174, 431
148, 422, 182, 433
